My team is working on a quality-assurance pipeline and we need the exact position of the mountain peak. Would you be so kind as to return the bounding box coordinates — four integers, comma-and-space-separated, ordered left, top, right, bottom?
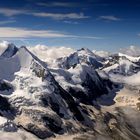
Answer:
0, 41, 18, 57
54, 48, 103, 69
1, 43, 18, 58
0, 45, 47, 81
78, 48, 89, 51
77, 47, 94, 55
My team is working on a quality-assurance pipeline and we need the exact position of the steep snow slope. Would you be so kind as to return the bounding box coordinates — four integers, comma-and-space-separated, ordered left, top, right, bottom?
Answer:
0, 46, 44, 81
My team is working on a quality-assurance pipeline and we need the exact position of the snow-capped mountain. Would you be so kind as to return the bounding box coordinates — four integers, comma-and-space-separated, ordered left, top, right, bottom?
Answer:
102, 53, 140, 76
0, 46, 90, 137
49, 48, 116, 104
0, 45, 115, 139
53, 48, 103, 69
0, 43, 140, 140
0, 41, 18, 57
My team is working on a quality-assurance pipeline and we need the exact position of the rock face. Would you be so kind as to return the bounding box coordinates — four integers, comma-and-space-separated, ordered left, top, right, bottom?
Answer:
0, 80, 13, 92
0, 95, 11, 112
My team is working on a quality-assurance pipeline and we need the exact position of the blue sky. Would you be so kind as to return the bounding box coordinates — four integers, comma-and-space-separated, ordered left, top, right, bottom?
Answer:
0, 0, 140, 51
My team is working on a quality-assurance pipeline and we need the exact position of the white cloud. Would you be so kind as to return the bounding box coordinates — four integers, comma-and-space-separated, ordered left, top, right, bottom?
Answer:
0, 27, 68, 38
63, 20, 79, 24
28, 44, 75, 63
99, 15, 120, 21
0, 8, 89, 20
93, 50, 110, 58
0, 20, 16, 25
31, 12, 89, 20
36, 2, 77, 7
0, 8, 27, 16
71, 35, 102, 39
120, 45, 140, 57
0, 27, 101, 39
